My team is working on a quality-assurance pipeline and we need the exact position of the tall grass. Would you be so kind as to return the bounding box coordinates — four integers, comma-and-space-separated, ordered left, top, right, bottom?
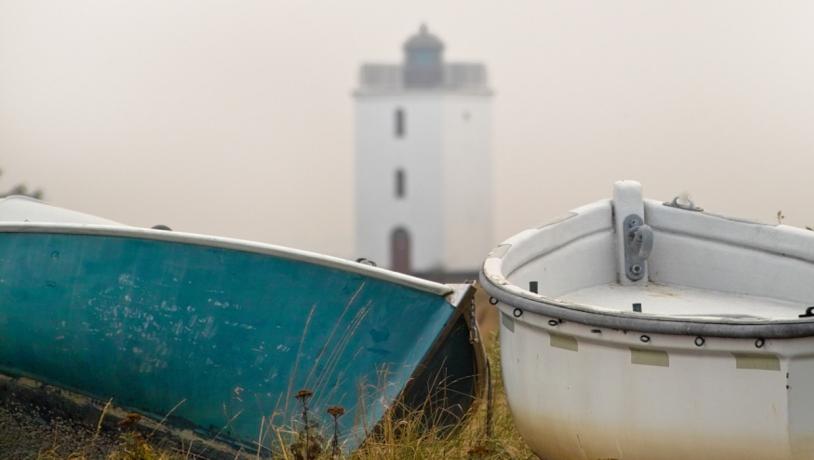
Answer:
34, 334, 532, 460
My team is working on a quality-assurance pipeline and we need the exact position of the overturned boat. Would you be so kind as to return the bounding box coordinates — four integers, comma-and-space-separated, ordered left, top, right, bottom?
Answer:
0, 196, 485, 456
481, 181, 814, 460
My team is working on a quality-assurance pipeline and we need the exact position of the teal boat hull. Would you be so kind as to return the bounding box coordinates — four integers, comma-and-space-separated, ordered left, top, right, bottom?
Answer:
0, 226, 483, 454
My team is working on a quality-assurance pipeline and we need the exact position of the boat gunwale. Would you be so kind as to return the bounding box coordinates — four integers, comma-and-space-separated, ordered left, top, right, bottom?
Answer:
0, 222, 453, 297
479, 270, 814, 338
480, 196, 814, 339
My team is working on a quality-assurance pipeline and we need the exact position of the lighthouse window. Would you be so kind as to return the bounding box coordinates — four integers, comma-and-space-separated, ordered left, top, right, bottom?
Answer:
395, 108, 405, 138
395, 169, 406, 198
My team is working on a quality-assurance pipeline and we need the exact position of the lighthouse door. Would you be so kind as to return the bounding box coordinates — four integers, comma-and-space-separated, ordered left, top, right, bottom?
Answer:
390, 227, 411, 274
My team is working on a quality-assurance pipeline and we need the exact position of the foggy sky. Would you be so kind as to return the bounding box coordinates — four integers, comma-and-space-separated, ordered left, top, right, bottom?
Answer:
2, 1, 814, 259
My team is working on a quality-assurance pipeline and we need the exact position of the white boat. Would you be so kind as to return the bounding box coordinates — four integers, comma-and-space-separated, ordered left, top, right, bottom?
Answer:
480, 181, 814, 460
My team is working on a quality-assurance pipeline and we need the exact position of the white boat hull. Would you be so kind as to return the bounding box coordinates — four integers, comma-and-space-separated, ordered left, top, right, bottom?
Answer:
498, 302, 814, 459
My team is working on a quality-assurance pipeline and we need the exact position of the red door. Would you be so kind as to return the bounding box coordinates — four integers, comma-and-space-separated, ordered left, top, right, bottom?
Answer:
390, 228, 411, 274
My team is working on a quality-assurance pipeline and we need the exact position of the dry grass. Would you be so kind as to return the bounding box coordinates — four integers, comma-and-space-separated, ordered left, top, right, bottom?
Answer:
348, 333, 534, 460
25, 333, 532, 460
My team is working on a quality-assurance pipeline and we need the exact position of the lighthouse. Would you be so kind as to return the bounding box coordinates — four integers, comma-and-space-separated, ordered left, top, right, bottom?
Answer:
354, 25, 493, 279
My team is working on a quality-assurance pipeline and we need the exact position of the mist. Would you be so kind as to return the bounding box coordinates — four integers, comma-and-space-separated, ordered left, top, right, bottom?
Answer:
3, 0, 813, 258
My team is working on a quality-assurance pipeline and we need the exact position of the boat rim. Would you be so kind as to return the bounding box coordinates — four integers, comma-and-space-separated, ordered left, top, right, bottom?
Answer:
0, 222, 453, 297
480, 260, 814, 340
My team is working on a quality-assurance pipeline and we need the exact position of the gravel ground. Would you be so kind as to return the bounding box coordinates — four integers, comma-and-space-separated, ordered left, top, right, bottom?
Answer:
0, 374, 252, 460
0, 397, 120, 459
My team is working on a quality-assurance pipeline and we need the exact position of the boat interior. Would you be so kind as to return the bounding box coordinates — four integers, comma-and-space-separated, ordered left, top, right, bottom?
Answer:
496, 182, 814, 321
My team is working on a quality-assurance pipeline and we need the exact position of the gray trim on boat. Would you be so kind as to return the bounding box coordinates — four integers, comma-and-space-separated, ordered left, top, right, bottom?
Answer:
479, 270, 814, 339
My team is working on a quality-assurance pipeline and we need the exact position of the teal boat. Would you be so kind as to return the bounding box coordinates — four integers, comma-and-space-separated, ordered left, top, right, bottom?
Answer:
0, 196, 485, 455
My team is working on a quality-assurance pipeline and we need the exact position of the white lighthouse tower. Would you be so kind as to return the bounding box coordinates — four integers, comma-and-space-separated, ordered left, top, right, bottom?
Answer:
354, 25, 493, 279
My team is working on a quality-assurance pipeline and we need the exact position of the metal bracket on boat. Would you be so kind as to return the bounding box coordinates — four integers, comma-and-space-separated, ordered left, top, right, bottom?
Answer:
623, 214, 654, 282
468, 293, 481, 344
663, 195, 703, 212
355, 257, 377, 267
